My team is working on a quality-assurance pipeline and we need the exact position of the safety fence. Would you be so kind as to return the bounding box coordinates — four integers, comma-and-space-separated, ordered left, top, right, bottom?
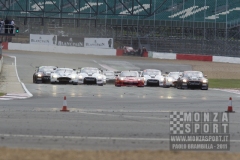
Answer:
0, 44, 3, 73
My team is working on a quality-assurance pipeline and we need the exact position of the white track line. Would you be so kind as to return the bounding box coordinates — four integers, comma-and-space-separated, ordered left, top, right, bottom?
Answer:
93, 60, 117, 71
0, 134, 239, 142
0, 134, 167, 141
78, 111, 169, 120
212, 88, 240, 95
9, 56, 33, 98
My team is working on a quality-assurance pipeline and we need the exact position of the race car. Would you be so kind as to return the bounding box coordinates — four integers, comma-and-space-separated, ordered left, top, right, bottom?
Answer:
176, 71, 208, 90
33, 66, 57, 83
115, 71, 144, 87
141, 69, 166, 87
103, 70, 116, 83
78, 67, 105, 86
50, 68, 78, 84
164, 72, 183, 87
123, 46, 140, 56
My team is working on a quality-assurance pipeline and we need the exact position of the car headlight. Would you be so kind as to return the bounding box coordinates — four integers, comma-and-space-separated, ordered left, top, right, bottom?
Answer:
71, 75, 76, 79
203, 79, 208, 83
183, 79, 187, 83
160, 77, 164, 81
120, 77, 124, 80
168, 78, 173, 82
79, 75, 83, 79
37, 73, 42, 77
98, 76, 102, 79
53, 74, 58, 78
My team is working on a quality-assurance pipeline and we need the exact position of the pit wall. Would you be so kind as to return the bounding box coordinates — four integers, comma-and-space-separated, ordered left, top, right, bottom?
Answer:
3, 42, 240, 64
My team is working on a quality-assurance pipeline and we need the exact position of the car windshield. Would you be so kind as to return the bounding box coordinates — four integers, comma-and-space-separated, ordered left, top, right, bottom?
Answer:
184, 71, 203, 77
169, 72, 180, 78
39, 66, 55, 72
143, 70, 161, 76
120, 71, 138, 77
56, 69, 73, 74
104, 72, 114, 76
81, 68, 98, 74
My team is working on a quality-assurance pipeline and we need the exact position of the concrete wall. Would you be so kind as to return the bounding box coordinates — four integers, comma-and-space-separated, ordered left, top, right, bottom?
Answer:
4, 42, 240, 64
213, 56, 240, 64
152, 52, 176, 60
0, 45, 2, 73
8, 43, 116, 56
150, 51, 240, 64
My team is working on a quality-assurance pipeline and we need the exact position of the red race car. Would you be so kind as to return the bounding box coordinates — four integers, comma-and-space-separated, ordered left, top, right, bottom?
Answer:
115, 71, 144, 87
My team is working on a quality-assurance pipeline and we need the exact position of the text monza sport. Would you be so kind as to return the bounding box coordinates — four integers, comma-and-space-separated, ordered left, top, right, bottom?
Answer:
183, 112, 228, 134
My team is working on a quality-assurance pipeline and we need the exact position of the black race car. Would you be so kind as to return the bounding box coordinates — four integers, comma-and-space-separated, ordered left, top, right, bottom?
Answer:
33, 66, 57, 83
176, 71, 208, 90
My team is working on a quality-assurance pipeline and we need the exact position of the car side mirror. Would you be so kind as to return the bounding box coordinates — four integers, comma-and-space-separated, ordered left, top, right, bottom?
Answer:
204, 75, 207, 78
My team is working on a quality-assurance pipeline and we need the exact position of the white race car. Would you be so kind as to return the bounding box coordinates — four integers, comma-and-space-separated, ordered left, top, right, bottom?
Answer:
78, 67, 105, 86
164, 72, 183, 87
50, 68, 78, 85
142, 69, 166, 87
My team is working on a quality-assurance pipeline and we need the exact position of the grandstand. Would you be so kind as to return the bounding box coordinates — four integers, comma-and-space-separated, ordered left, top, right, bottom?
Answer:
0, 0, 240, 56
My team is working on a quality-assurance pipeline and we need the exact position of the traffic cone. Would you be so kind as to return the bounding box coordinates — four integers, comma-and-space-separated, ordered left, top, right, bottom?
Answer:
60, 96, 69, 112
225, 97, 235, 113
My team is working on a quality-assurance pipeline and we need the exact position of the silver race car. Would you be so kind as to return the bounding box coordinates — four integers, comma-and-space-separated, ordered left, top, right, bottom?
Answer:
50, 68, 78, 85
78, 67, 105, 86
103, 70, 116, 83
142, 69, 166, 87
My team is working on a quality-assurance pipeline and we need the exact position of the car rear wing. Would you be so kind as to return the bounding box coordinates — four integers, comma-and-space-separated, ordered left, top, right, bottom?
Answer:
114, 71, 121, 76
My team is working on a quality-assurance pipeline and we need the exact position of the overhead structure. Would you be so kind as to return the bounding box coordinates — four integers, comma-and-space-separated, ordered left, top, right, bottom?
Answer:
0, 0, 240, 56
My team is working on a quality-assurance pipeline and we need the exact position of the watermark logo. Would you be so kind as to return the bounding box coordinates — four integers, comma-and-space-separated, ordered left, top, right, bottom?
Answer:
169, 112, 230, 151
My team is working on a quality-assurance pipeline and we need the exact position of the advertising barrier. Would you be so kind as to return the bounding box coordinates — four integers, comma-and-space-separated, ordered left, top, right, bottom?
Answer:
8, 43, 116, 56
30, 34, 57, 45
84, 38, 113, 49
57, 36, 84, 47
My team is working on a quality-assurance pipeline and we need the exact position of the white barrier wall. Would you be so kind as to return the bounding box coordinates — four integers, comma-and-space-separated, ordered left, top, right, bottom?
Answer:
213, 56, 240, 64
0, 57, 2, 73
8, 43, 116, 56
152, 52, 176, 60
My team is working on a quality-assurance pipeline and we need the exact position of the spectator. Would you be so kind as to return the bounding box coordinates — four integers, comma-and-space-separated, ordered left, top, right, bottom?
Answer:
138, 48, 141, 56
0, 19, 4, 33
10, 19, 14, 34
108, 39, 112, 48
4, 18, 9, 34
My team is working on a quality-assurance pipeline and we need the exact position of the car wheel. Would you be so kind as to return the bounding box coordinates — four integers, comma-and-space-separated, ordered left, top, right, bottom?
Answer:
51, 82, 55, 84
73, 82, 78, 85
33, 77, 36, 83
98, 84, 103, 86
177, 83, 180, 89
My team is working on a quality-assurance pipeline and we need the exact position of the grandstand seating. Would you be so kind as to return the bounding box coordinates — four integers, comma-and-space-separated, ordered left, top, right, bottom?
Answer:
1, 0, 240, 24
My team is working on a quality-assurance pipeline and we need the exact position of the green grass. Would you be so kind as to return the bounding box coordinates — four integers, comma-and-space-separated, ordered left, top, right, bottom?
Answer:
0, 93, 5, 96
209, 79, 240, 88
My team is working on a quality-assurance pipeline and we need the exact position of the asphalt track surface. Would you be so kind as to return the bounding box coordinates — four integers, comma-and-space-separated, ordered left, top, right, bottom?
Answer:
0, 51, 240, 152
